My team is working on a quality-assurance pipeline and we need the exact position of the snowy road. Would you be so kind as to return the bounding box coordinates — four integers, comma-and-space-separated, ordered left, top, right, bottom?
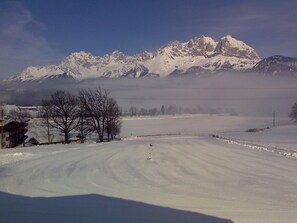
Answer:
1, 135, 297, 222
1, 115, 297, 222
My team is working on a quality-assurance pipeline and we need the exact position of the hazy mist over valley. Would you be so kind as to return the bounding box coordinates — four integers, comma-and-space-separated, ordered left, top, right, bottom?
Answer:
1, 73, 296, 116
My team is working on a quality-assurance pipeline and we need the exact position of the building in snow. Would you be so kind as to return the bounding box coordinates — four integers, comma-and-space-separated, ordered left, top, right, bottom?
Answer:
0, 121, 28, 148
0, 119, 10, 149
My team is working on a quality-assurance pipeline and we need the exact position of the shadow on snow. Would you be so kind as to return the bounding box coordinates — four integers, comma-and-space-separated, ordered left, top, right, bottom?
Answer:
0, 192, 233, 223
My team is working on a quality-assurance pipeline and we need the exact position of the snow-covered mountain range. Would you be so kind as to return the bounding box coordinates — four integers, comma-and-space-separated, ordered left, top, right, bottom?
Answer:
7, 35, 262, 82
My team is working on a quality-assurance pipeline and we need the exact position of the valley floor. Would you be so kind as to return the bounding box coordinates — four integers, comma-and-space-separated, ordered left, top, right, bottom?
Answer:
0, 114, 297, 223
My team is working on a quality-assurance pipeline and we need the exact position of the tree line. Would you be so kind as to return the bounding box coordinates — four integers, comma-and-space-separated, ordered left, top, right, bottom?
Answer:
124, 105, 232, 116
40, 87, 121, 144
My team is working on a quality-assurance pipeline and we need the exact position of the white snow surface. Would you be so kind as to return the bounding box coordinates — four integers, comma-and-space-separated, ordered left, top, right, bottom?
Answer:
1, 114, 297, 223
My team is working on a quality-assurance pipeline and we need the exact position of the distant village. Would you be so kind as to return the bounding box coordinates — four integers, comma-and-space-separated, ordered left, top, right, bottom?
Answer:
0, 97, 236, 149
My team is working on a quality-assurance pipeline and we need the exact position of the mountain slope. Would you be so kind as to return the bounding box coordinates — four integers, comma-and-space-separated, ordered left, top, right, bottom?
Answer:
7, 35, 261, 82
252, 55, 297, 76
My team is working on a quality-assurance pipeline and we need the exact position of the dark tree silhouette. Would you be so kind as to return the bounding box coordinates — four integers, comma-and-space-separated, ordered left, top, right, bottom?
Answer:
40, 88, 121, 144
76, 96, 92, 143
42, 90, 79, 143
79, 87, 121, 142
79, 88, 108, 142
289, 102, 297, 123
39, 100, 53, 143
105, 98, 121, 141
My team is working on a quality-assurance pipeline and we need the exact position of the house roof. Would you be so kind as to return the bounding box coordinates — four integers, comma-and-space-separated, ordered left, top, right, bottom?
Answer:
3, 121, 28, 132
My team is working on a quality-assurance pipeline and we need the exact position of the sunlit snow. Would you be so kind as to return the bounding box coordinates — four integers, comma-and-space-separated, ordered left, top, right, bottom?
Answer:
1, 114, 297, 223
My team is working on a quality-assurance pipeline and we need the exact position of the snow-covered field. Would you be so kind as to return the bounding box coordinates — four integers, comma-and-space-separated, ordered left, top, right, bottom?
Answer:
1, 114, 297, 223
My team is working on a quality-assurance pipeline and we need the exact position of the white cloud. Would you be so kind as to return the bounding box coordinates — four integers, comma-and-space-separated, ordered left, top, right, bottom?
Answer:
0, 1, 54, 78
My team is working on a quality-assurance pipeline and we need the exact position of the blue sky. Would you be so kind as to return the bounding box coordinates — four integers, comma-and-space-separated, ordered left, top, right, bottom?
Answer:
0, 0, 297, 78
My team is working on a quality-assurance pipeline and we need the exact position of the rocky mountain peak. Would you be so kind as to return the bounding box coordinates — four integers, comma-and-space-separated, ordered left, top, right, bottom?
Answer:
64, 51, 94, 60
166, 40, 182, 47
110, 51, 127, 61
155, 40, 184, 59
60, 51, 97, 66
70, 51, 92, 57
135, 51, 153, 61
214, 35, 260, 60
187, 36, 217, 56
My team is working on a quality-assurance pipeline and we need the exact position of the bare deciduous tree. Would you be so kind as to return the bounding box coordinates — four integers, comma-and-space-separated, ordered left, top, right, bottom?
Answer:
76, 96, 92, 143
79, 87, 121, 142
129, 106, 138, 116
289, 102, 297, 123
105, 98, 121, 141
79, 88, 108, 142
39, 100, 54, 143
42, 90, 79, 143
40, 88, 121, 144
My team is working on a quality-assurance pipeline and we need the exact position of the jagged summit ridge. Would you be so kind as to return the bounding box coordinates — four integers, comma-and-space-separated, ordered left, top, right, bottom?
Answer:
7, 35, 261, 82
214, 35, 259, 60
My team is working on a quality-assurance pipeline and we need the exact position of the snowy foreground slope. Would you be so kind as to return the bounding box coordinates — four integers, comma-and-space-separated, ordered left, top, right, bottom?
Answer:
1, 115, 297, 223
